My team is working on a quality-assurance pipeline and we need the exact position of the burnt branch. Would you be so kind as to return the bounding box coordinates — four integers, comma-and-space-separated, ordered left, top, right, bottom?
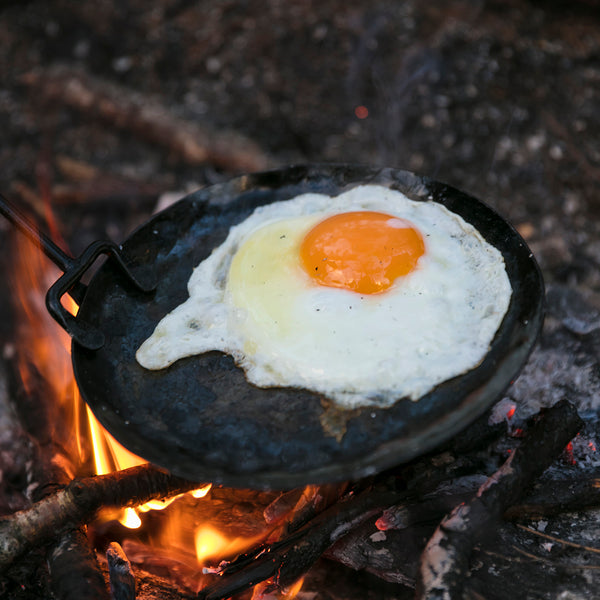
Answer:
107, 542, 136, 600
0, 464, 201, 572
198, 489, 400, 600
48, 528, 110, 600
504, 475, 600, 520
326, 471, 600, 586
416, 399, 583, 600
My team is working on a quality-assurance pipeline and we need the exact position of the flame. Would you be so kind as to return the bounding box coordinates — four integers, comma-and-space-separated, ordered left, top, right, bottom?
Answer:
85, 401, 213, 527
121, 507, 142, 529
11, 227, 86, 464
285, 578, 305, 598
194, 526, 266, 566
9, 205, 277, 592
195, 526, 229, 562
250, 577, 306, 600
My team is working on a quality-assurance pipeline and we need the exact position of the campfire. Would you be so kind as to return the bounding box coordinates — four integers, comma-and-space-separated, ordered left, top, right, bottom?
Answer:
0, 189, 598, 600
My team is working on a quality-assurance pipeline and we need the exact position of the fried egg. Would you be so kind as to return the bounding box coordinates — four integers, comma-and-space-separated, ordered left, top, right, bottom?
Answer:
136, 185, 512, 408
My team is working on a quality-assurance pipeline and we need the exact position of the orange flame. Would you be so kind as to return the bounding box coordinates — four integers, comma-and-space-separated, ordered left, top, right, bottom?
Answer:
9, 205, 276, 591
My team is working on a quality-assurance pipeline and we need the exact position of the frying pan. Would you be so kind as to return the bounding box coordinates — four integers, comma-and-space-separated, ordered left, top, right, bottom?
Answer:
1, 165, 544, 489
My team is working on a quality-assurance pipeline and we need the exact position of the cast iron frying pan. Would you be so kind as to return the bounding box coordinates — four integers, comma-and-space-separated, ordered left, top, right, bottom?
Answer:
68, 165, 544, 489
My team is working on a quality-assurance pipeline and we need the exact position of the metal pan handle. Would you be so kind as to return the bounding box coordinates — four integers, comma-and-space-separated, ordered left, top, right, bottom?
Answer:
0, 193, 155, 350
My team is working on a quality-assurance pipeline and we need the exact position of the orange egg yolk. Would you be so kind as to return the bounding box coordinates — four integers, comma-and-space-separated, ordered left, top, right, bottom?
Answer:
300, 211, 425, 294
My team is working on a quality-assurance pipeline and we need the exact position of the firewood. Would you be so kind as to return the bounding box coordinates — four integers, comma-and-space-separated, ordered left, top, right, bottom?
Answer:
504, 475, 600, 520
48, 528, 110, 600
197, 488, 400, 600
325, 471, 600, 587
0, 464, 201, 572
416, 399, 583, 600
21, 66, 273, 174
8, 356, 113, 600
107, 542, 136, 600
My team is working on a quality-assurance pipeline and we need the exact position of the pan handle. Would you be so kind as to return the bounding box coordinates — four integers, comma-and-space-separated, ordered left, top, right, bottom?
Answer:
46, 240, 156, 350
0, 194, 155, 350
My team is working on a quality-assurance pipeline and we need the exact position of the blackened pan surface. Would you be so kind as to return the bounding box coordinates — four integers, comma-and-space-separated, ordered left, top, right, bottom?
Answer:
72, 165, 544, 489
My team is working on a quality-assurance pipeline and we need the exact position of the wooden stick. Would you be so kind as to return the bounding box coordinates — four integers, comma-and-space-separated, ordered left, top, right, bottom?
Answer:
21, 65, 273, 173
107, 542, 136, 600
416, 399, 583, 600
0, 464, 201, 572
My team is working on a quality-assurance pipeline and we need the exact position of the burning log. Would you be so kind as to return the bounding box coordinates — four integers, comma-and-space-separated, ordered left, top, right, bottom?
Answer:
196, 399, 582, 599
0, 464, 201, 572
416, 398, 583, 599
106, 542, 136, 600
198, 488, 401, 600
7, 353, 113, 599
48, 529, 110, 600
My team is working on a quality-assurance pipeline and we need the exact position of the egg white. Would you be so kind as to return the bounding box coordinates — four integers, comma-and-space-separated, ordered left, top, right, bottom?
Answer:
136, 185, 512, 408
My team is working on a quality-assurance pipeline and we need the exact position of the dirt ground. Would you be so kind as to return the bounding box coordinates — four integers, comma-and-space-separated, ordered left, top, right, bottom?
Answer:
1, 1, 600, 599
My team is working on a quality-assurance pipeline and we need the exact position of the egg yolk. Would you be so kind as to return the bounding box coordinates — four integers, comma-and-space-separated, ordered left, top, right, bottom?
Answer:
300, 211, 425, 294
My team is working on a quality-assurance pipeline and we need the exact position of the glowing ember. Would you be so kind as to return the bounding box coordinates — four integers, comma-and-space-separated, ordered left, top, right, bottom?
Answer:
564, 441, 576, 465
354, 105, 369, 119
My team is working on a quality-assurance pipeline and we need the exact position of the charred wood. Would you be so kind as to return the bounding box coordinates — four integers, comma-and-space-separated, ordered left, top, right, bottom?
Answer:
107, 542, 136, 600
49, 528, 110, 600
504, 474, 600, 520
326, 471, 600, 587
197, 489, 400, 600
416, 399, 583, 600
0, 464, 201, 572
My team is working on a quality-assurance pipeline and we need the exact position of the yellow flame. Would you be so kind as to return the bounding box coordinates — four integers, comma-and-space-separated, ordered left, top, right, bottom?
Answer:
250, 577, 306, 600
120, 507, 142, 529
193, 525, 267, 566
285, 577, 305, 598
192, 484, 212, 498
195, 526, 230, 563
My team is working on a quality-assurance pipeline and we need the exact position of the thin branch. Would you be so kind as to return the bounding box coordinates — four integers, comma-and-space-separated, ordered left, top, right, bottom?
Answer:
515, 524, 600, 555
0, 464, 201, 572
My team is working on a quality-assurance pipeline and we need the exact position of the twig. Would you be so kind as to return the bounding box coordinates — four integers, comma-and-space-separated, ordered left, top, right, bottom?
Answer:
0, 463, 201, 572
416, 399, 583, 600
510, 545, 600, 570
515, 524, 600, 555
